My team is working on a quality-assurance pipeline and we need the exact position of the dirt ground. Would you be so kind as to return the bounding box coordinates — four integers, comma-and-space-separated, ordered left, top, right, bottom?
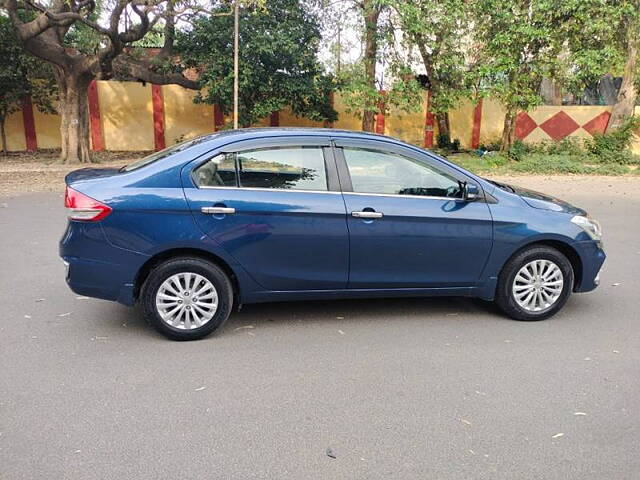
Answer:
1, 151, 639, 198
0, 151, 137, 197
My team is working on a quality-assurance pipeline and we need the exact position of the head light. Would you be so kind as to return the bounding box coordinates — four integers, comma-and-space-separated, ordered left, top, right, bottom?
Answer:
571, 215, 602, 240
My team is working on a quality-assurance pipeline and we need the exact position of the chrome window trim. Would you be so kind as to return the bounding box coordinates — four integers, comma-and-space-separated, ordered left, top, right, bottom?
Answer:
197, 186, 463, 200
198, 185, 342, 195
343, 191, 463, 201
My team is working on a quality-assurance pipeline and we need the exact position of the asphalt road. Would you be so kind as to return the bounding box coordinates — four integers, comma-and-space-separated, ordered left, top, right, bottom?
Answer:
1, 182, 639, 480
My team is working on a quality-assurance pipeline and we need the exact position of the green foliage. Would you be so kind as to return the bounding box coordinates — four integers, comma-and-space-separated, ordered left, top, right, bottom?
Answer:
382, 0, 472, 131
479, 140, 502, 152
384, 0, 472, 116
0, 16, 56, 151
61, 0, 104, 54
503, 122, 640, 165
559, 0, 637, 96
485, 153, 509, 167
507, 140, 530, 161
505, 138, 586, 156
451, 118, 640, 174
586, 116, 640, 164
450, 152, 638, 175
472, 0, 568, 115
335, 62, 384, 118
383, 63, 424, 115
544, 138, 584, 156
178, 0, 336, 127
436, 133, 460, 151
509, 154, 591, 174
436, 133, 450, 149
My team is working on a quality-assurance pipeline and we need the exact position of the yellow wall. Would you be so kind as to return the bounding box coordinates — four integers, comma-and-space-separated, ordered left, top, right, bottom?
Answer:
631, 106, 640, 155
252, 116, 271, 128
163, 85, 215, 145
449, 99, 476, 149
279, 107, 324, 128
332, 93, 361, 131
98, 81, 154, 151
385, 92, 427, 147
33, 109, 61, 149
4, 110, 26, 151
478, 98, 506, 146
6, 81, 640, 154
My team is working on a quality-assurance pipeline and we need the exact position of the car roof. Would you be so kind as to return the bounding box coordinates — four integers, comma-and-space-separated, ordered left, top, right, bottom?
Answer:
200, 127, 398, 143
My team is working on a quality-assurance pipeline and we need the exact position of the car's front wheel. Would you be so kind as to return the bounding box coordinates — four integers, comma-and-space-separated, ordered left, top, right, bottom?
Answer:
495, 245, 574, 321
141, 257, 233, 340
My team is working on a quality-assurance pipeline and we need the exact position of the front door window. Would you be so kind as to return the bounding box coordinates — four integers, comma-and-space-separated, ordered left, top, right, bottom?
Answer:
343, 147, 463, 198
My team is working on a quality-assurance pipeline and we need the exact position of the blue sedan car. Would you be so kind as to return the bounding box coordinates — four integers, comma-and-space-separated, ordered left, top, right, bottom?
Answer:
60, 128, 605, 340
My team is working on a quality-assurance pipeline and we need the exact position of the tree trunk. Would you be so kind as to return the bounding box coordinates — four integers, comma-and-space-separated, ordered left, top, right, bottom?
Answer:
607, 27, 638, 132
415, 39, 450, 139
361, 0, 380, 132
56, 69, 94, 163
436, 112, 450, 140
0, 118, 7, 155
501, 107, 518, 152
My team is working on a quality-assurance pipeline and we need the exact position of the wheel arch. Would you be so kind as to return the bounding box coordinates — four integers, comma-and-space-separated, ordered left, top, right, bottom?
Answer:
133, 247, 241, 304
502, 239, 583, 291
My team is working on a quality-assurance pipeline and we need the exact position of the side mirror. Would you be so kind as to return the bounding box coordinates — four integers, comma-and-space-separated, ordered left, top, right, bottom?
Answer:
464, 183, 480, 202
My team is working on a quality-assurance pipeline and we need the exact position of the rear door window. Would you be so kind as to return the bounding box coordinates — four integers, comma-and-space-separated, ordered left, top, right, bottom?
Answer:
237, 147, 328, 191
193, 153, 237, 187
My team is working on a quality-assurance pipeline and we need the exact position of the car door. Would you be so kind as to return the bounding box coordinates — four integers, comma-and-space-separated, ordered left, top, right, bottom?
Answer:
333, 138, 493, 289
183, 137, 349, 291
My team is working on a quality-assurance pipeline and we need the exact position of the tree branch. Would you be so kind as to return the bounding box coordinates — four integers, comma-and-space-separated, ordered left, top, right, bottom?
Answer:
114, 56, 200, 89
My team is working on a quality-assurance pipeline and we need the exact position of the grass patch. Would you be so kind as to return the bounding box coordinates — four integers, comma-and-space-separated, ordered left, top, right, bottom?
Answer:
443, 117, 640, 176
447, 152, 640, 176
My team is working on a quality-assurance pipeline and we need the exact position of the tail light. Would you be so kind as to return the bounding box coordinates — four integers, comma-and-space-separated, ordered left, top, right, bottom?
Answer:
64, 186, 112, 222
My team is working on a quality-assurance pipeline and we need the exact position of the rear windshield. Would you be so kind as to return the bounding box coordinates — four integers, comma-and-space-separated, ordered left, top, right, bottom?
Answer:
121, 136, 209, 172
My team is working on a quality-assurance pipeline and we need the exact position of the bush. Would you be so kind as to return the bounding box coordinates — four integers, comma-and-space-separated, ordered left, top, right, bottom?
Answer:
437, 133, 451, 149
479, 139, 501, 151
544, 137, 584, 156
507, 139, 531, 161
485, 153, 509, 167
447, 151, 635, 175
509, 154, 588, 174
586, 116, 640, 164
437, 133, 462, 151
593, 148, 638, 165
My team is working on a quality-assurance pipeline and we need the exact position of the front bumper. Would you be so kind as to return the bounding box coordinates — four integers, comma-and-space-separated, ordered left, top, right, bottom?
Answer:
572, 240, 606, 293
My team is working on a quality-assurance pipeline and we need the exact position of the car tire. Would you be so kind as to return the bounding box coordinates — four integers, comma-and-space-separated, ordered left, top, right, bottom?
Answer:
495, 245, 574, 321
141, 257, 233, 340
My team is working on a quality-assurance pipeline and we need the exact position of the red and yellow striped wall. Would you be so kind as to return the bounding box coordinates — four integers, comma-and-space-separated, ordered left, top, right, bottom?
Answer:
4, 80, 640, 154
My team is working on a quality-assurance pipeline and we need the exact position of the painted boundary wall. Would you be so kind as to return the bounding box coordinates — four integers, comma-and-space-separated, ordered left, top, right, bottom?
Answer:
5, 80, 640, 154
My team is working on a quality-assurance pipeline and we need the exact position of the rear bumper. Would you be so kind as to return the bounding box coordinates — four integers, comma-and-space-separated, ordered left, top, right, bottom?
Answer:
59, 222, 147, 306
573, 240, 606, 293
62, 256, 137, 305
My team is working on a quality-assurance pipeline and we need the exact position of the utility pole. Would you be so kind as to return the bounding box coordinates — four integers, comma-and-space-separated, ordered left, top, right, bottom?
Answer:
336, 24, 341, 74
233, 0, 239, 129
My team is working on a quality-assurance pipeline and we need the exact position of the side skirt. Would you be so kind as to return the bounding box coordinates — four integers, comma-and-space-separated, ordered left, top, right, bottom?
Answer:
243, 286, 489, 304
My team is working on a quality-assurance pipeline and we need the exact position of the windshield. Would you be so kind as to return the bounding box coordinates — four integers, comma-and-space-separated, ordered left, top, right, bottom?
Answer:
121, 136, 209, 172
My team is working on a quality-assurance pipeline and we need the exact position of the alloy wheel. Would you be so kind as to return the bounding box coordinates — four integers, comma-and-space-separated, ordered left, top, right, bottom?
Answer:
155, 272, 218, 329
512, 259, 564, 313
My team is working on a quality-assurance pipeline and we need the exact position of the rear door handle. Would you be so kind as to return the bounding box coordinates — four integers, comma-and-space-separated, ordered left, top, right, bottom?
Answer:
201, 206, 236, 214
352, 211, 383, 219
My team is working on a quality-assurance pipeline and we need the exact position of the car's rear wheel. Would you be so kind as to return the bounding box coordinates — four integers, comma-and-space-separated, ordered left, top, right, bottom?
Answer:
495, 245, 574, 321
141, 257, 233, 340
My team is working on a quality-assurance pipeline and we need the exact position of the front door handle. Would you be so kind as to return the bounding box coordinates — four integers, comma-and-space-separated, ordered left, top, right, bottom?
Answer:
352, 211, 383, 219
201, 206, 236, 214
